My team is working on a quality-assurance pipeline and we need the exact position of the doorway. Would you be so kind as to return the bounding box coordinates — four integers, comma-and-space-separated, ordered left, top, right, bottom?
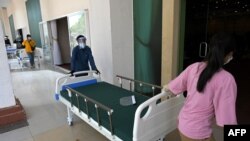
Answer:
16, 29, 23, 41
183, 0, 250, 124
56, 17, 71, 70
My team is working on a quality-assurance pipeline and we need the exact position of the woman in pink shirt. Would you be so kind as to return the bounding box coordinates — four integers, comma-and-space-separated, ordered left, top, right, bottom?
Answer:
164, 33, 237, 141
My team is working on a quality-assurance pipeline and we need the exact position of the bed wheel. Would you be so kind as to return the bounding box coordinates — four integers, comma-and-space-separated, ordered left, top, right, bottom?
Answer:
68, 121, 73, 126
155, 137, 165, 141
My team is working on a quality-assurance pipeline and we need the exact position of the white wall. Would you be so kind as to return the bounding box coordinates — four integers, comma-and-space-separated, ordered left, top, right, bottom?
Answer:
89, 0, 114, 84
0, 22, 15, 108
110, 0, 134, 86
3, 0, 134, 86
40, 0, 89, 21
7, 0, 30, 34
6, 0, 89, 39
0, 8, 12, 42
89, 0, 134, 84
89, 0, 134, 86
11, 0, 29, 31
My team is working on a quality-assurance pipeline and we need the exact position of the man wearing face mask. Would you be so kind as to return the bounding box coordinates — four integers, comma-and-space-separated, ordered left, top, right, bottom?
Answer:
22, 34, 36, 68
70, 35, 100, 75
4, 35, 11, 46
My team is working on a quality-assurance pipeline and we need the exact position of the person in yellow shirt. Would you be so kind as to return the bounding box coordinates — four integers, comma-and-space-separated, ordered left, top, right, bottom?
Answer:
22, 34, 36, 68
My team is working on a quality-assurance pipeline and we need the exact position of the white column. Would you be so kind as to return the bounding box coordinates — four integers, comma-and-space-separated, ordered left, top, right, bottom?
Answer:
0, 8, 12, 43
110, 0, 134, 87
88, 0, 114, 84
0, 22, 16, 108
89, 0, 134, 86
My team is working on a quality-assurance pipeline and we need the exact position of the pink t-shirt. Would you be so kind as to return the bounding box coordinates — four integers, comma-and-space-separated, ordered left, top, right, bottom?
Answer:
168, 62, 237, 139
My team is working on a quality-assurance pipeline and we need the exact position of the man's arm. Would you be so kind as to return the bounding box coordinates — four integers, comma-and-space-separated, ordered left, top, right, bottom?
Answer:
71, 48, 77, 71
31, 40, 36, 47
88, 48, 97, 70
22, 40, 25, 46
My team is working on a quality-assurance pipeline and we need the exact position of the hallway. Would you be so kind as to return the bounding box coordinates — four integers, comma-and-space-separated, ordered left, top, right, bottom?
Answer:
0, 70, 108, 141
0, 69, 226, 141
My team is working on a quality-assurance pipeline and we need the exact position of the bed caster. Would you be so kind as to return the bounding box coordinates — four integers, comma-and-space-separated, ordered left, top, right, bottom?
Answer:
155, 136, 165, 141
68, 121, 73, 126
67, 107, 73, 126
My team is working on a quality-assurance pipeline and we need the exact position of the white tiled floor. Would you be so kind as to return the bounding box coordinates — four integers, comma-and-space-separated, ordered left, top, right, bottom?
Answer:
0, 70, 108, 141
0, 69, 223, 141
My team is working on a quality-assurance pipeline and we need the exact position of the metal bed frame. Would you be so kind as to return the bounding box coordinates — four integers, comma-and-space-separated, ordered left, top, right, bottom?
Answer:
55, 71, 184, 141
18, 49, 42, 69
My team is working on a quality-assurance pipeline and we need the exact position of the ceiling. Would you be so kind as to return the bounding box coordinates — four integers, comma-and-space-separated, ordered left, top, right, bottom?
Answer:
0, 0, 10, 8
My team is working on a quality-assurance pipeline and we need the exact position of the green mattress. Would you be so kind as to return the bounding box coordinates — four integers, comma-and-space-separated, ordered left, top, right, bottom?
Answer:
60, 82, 149, 141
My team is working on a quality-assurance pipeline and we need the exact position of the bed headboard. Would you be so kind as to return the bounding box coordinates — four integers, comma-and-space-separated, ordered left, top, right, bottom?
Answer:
55, 71, 101, 100
61, 79, 97, 91
133, 92, 184, 141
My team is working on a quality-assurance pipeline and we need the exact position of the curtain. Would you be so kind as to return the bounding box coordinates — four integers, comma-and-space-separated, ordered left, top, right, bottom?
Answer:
9, 15, 15, 41
26, 0, 42, 47
134, 0, 162, 94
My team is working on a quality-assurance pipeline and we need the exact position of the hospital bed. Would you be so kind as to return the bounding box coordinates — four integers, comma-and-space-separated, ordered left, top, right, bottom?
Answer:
55, 71, 184, 141
18, 49, 42, 69
6, 45, 22, 70
6, 45, 17, 59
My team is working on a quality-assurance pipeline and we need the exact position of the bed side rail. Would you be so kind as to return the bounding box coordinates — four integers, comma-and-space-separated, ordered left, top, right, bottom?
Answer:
116, 75, 162, 96
65, 86, 114, 135
133, 92, 184, 141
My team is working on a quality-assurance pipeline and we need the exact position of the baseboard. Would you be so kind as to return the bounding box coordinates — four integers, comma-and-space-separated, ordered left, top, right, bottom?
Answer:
0, 98, 28, 133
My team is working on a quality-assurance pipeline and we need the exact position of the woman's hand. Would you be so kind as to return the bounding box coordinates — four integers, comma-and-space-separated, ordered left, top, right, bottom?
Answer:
163, 84, 176, 97
163, 84, 169, 92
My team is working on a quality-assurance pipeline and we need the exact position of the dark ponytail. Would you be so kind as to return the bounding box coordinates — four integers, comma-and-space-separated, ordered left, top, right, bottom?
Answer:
197, 33, 236, 92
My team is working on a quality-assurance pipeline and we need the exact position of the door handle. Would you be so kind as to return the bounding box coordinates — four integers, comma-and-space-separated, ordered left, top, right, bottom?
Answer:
199, 42, 208, 57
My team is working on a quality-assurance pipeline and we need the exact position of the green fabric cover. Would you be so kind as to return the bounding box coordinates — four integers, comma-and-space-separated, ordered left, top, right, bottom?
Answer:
60, 82, 149, 141
134, 0, 162, 93
26, 0, 42, 47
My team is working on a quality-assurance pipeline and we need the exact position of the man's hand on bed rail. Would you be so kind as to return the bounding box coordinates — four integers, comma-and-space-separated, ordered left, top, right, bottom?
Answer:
95, 69, 101, 75
67, 70, 100, 76
68, 70, 75, 76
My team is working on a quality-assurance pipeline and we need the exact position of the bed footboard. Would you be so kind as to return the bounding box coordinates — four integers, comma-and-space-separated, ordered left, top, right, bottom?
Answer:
133, 92, 184, 141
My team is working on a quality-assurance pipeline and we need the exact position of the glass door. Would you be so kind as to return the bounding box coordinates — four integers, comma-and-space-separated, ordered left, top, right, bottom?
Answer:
183, 0, 250, 124
39, 22, 53, 66
184, 0, 250, 67
183, 0, 210, 68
